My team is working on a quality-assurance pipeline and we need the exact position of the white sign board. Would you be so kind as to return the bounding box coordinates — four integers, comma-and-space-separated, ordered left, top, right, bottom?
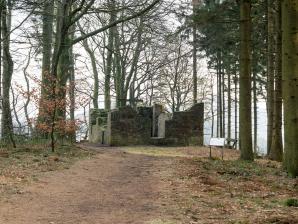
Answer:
209, 138, 225, 147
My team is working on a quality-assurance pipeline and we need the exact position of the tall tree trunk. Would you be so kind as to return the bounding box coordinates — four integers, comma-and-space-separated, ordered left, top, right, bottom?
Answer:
269, 0, 283, 161
23, 48, 33, 135
281, 0, 298, 177
253, 70, 258, 154
81, 38, 99, 109
11, 87, 21, 134
114, 27, 125, 108
239, 0, 253, 160
0, 0, 2, 99
38, 0, 54, 127
1, 0, 15, 147
171, 43, 182, 112
222, 69, 225, 137
216, 65, 219, 137
56, 36, 72, 125
227, 70, 231, 142
192, 3, 198, 105
218, 53, 223, 137
267, 0, 275, 156
234, 71, 238, 143
49, 0, 71, 151
211, 76, 215, 137
123, 18, 144, 103
104, 0, 117, 110
104, 17, 114, 110
69, 33, 76, 143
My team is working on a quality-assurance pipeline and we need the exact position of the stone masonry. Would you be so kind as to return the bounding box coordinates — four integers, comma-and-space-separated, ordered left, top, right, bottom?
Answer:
89, 103, 204, 146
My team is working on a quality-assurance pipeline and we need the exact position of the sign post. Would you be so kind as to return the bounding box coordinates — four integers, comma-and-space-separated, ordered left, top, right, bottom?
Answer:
209, 138, 225, 160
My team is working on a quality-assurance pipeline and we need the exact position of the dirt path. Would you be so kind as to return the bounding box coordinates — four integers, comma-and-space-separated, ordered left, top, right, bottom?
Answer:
1, 145, 297, 224
0, 146, 173, 224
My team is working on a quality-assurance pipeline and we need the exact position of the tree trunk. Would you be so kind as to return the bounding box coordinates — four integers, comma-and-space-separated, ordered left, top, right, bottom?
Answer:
11, 87, 22, 134
234, 71, 238, 143
82, 38, 99, 109
23, 48, 33, 135
281, 0, 298, 177
123, 18, 144, 104
222, 68, 225, 138
216, 65, 219, 137
1, 0, 15, 147
218, 53, 223, 137
37, 0, 54, 127
104, 42, 112, 110
267, 0, 275, 156
0, 0, 2, 98
69, 34, 76, 143
104, 4, 115, 110
239, 0, 253, 160
227, 70, 231, 142
49, 0, 71, 151
269, 0, 283, 161
193, 3, 198, 105
114, 27, 125, 108
211, 76, 215, 137
253, 70, 258, 154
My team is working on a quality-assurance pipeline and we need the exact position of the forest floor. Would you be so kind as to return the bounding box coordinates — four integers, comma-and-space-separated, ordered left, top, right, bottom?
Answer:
0, 144, 297, 224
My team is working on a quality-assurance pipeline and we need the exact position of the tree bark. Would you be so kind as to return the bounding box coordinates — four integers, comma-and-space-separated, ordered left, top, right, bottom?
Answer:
222, 68, 225, 138
11, 87, 21, 134
281, 0, 298, 177
267, 0, 275, 155
1, 0, 15, 147
234, 71, 238, 144
104, 1, 116, 111
0, 0, 2, 98
218, 52, 223, 137
69, 30, 76, 143
216, 64, 220, 137
269, 0, 283, 161
23, 48, 33, 135
193, 3, 198, 105
37, 0, 54, 127
81, 37, 99, 109
227, 69, 231, 142
239, 0, 253, 160
253, 70, 258, 154
211, 76, 215, 137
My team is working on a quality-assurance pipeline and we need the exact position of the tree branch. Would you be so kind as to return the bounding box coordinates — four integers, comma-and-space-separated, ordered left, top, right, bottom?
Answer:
72, 0, 160, 45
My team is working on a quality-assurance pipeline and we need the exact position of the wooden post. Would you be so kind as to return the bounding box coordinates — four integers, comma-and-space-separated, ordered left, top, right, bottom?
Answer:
222, 146, 224, 160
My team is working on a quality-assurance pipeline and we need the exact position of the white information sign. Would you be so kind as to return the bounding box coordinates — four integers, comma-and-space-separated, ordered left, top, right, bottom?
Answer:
209, 138, 225, 147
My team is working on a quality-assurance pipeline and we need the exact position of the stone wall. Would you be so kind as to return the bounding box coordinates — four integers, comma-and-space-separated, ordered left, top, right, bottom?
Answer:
89, 103, 204, 147
106, 106, 152, 146
164, 103, 204, 146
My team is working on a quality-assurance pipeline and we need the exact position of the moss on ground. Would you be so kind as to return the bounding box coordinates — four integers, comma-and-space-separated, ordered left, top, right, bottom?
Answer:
285, 198, 298, 207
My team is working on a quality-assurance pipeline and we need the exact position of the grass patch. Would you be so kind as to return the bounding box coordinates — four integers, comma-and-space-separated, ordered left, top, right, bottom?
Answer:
124, 146, 186, 157
285, 198, 298, 207
191, 158, 284, 180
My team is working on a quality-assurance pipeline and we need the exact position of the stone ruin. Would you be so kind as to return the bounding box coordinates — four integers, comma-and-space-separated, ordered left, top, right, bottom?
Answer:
89, 103, 204, 146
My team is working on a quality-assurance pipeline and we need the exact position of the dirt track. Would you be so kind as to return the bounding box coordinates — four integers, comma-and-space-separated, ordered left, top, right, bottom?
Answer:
1, 145, 297, 224
0, 146, 173, 224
